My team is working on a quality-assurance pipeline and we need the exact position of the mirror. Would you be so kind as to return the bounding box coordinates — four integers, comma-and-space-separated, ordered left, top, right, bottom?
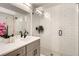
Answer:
0, 7, 32, 38
0, 12, 32, 38
14, 13, 31, 36
0, 12, 14, 38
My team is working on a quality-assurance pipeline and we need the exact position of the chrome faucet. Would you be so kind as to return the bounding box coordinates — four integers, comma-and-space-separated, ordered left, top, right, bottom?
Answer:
24, 30, 28, 38
19, 30, 28, 38
19, 31, 23, 37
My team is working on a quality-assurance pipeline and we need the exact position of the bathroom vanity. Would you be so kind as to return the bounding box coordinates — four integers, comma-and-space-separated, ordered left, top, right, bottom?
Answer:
0, 3, 40, 56
0, 36, 40, 56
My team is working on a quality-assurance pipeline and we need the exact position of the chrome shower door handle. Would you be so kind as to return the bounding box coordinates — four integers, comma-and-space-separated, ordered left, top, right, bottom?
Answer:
59, 30, 62, 36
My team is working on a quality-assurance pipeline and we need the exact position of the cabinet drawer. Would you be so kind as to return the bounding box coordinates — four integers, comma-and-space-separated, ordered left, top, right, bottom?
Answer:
26, 47, 40, 56
26, 39, 40, 52
5, 47, 25, 56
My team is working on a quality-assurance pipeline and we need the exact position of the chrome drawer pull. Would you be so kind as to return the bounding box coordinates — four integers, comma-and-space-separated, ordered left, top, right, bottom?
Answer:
16, 54, 20, 56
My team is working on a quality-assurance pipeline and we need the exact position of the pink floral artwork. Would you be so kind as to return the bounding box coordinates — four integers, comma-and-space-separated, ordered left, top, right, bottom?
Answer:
0, 21, 6, 36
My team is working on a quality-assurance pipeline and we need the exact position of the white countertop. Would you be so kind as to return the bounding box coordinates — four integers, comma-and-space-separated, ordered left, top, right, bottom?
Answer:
0, 36, 40, 56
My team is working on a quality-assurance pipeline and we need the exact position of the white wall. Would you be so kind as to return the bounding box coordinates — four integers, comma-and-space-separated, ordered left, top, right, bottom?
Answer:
32, 3, 78, 56
51, 4, 78, 56
32, 15, 40, 36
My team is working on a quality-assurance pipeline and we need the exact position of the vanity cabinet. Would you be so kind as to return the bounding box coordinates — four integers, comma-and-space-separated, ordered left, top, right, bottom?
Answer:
25, 39, 40, 56
5, 47, 25, 56
5, 39, 40, 56
26, 47, 40, 56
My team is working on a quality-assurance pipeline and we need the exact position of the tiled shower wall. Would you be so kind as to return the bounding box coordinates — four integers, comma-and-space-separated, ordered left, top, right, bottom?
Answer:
32, 3, 78, 56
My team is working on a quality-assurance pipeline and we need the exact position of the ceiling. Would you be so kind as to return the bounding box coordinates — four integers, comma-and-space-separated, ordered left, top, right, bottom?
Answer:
31, 3, 59, 9
31, 3, 46, 8
0, 3, 59, 15
0, 3, 29, 15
